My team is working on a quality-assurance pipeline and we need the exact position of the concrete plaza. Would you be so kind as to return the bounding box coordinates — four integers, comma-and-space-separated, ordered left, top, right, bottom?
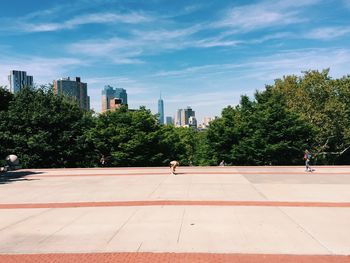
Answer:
0, 166, 349, 262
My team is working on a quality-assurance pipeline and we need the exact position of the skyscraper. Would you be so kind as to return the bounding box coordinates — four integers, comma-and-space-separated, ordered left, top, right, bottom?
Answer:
8, 70, 33, 93
158, 94, 164, 125
53, 77, 90, 110
102, 85, 128, 112
175, 109, 182, 127
183, 106, 195, 126
166, 116, 173, 125
189, 116, 197, 129
175, 106, 195, 127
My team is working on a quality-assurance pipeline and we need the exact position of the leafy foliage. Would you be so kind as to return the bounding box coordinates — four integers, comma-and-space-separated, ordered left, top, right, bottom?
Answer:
272, 70, 350, 163
206, 89, 314, 165
1, 69, 350, 167
0, 87, 95, 168
86, 106, 165, 166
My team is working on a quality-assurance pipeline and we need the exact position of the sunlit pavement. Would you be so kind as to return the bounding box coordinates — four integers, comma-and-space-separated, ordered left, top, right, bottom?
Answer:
0, 166, 349, 262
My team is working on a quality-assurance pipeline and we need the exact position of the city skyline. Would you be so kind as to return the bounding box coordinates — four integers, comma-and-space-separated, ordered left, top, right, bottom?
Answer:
1, 0, 350, 121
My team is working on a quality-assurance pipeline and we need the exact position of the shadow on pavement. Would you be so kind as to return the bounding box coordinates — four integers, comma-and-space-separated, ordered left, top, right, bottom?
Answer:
0, 171, 42, 185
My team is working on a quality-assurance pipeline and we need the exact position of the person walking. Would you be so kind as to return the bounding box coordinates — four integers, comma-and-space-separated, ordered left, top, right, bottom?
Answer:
100, 155, 106, 167
170, 160, 179, 175
304, 150, 312, 172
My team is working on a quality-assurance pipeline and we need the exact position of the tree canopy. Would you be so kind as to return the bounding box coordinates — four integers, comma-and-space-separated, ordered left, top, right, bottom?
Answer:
0, 86, 94, 168
1, 69, 350, 167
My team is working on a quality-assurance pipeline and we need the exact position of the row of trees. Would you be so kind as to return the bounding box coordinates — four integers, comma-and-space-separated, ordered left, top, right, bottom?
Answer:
1, 69, 350, 168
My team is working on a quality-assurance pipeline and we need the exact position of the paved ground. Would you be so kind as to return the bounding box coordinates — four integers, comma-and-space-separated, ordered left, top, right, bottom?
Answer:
0, 166, 349, 262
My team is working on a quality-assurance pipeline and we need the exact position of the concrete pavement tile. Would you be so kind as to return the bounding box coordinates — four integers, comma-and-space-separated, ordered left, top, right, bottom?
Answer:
0, 209, 48, 233
281, 207, 350, 255
37, 207, 139, 253
0, 208, 88, 253
105, 206, 184, 252
244, 173, 350, 184
177, 206, 330, 254
255, 184, 350, 202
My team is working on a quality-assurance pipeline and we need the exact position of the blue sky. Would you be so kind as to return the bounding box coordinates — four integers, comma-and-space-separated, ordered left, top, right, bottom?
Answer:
1, 0, 350, 121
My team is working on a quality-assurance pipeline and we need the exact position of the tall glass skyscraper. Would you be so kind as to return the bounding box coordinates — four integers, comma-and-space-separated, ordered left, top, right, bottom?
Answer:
158, 94, 164, 125
8, 70, 33, 93
102, 85, 128, 112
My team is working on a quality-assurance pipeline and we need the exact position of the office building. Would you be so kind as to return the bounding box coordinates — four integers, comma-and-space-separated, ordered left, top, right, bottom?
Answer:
102, 85, 127, 112
166, 116, 173, 125
158, 95, 164, 125
189, 116, 197, 129
109, 98, 123, 111
8, 70, 33, 93
182, 106, 195, 126
53, 77, 90, 110
175, 109, 182, 127
175, 106, 195, 127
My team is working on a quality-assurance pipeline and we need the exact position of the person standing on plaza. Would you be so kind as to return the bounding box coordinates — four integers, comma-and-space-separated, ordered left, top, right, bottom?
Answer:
100, 155, 106, 167
304, 150, 312, 172
170, 160, 179, 175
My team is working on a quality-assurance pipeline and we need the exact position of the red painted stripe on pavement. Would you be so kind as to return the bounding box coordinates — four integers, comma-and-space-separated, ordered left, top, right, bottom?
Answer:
28, 171, 350, 178
25, 165, 350, 170
1, 200, 350, 209
0, 252, 348, 263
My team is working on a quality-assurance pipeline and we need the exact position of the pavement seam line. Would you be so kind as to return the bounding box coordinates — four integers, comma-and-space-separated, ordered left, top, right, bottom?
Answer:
177, 208, 186, 244
38, 209, 91, 244
277, 206, 334, 254
0, 208, 52, 233
247, 182, 269, 201
106, 207, 139, 244
147, 174, 168, 198
136, 242, 143, 252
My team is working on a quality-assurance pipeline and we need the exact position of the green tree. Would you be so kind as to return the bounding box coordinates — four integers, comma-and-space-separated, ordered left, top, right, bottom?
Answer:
0, 86, 94, 168
206, 88, 314, 165
86, 106, 165, 166
0, 86, 13, 111
272, 70, 350, 163
0, 86, 14, 162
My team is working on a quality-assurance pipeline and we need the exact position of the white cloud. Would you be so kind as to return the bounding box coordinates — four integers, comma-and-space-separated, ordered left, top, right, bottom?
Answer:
153, 48, 350, 81
66, 25, 202, 62
0, 56, 85, 87
132, 25, 201, 41
214, 0, 319, 32
192, 38, 241, 48
305, 26, 350, 40
22, 12, 152, 32
67, 37, 144, 64
85, 76, 136, 85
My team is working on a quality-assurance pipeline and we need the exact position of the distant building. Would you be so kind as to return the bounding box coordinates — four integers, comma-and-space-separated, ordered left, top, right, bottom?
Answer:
8, 70, 33, 93
166, 116, 173, 125
109, 98, 123, 111
102, 85, 127, 112
53, 77, 90, 110
189, 116, 197, 129
182, 106, 195, 126
201, 116, 218, 129
203, 117, 214, 127
158, 95, 164, 124
175, 109, 182, 127
175, 106, 195, 127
